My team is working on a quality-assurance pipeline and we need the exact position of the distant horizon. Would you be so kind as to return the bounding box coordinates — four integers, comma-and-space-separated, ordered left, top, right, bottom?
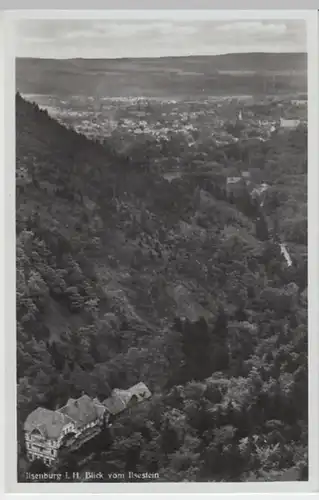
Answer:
16, 50, 307, 62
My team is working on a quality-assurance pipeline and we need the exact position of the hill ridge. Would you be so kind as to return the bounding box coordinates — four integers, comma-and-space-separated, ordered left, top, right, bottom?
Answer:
17, 51, 307, 61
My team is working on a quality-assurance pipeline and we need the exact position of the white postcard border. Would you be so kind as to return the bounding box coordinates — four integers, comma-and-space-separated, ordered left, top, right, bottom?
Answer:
1, 6, 318, 498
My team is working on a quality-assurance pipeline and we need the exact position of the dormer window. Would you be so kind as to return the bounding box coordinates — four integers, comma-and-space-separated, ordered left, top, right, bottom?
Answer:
30, 428, 43, 440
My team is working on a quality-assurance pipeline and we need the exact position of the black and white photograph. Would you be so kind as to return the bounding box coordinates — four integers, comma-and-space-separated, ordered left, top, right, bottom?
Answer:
13, 11, 312, 487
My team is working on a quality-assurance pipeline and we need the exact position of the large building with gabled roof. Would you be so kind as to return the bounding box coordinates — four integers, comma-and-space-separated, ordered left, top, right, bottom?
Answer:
24, 394, 107, 466
24, 383, 152, 466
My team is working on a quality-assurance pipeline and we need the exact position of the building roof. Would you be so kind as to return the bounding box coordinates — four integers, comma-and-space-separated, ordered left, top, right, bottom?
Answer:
125, 382, 152, 402
103, 382, 152, 416
280, 118, 300, 128
24, 395, 106, 440
58, 394, 105, 428
103, 394, 127, 416
24, 407, 73, 439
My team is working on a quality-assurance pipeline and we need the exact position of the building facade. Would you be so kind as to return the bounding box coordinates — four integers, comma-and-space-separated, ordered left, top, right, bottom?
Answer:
24, 395, 107, 466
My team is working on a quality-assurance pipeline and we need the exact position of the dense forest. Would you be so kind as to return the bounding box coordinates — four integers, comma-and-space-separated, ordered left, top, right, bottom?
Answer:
16, 92, 307, 482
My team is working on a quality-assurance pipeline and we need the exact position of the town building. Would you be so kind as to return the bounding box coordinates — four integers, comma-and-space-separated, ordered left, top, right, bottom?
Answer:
279, 117, 300, 129
291, 99, 307, 106
24, 382, 152, 466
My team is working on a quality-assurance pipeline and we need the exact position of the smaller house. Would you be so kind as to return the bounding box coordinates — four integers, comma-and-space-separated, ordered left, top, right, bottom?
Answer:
103, 382, 152, 418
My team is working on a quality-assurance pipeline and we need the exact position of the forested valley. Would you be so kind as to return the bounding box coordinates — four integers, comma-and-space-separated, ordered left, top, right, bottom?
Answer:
16, 92, 308, 482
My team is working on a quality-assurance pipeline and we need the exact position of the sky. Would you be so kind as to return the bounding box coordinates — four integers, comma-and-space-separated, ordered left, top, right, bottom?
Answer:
16, 19, 307, 59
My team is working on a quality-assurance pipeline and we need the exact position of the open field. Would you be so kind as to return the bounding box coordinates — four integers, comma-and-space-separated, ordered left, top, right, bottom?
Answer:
16, 52, 307, 98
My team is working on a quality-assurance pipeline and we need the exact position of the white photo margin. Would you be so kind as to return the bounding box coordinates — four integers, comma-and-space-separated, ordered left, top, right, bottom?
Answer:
1, 5, 318, 499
